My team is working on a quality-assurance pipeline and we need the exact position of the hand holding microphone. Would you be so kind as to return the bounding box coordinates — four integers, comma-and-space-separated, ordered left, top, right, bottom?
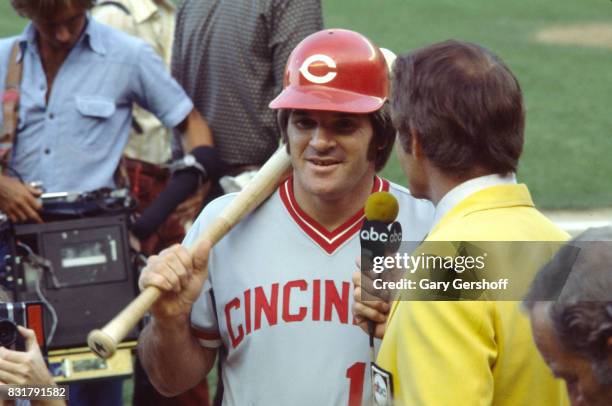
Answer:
355, 192, 402, 358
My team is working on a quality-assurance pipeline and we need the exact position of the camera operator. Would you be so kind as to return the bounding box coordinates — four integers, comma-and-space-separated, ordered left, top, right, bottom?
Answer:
0, 1, 221, 404
0, 0, 220, 226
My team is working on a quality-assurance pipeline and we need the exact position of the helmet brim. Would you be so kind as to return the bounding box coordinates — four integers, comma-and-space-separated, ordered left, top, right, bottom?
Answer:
269, 86, 386, 113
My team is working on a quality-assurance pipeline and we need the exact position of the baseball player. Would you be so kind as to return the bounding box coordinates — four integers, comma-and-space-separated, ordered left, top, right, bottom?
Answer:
137, 29, 433, 405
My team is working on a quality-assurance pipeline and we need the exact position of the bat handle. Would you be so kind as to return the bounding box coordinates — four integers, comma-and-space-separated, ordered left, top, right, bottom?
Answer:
87, 286, 161, 359
87, 220, 225, 360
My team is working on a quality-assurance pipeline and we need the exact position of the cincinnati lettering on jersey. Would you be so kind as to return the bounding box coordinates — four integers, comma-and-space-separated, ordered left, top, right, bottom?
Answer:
224, 279, 355, 348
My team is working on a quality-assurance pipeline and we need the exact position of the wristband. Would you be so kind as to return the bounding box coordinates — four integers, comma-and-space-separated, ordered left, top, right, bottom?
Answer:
184, 146, 224, 182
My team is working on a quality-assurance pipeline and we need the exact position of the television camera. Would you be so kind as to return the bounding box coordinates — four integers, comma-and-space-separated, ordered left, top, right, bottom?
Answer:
1, 187, 141, 381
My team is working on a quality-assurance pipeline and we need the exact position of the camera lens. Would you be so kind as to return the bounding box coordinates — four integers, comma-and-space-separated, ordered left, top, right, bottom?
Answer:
0, 319, 17, 347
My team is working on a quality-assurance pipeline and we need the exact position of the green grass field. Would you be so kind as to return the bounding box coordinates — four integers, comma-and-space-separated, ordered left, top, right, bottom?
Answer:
1, 1, 611, 209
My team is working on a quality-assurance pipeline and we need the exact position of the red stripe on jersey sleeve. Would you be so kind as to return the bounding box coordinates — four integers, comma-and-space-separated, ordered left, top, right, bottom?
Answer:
191, 327, 221, 340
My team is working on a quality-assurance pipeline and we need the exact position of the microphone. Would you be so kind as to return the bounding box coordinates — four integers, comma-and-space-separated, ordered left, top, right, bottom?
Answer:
360, 191, 402, 361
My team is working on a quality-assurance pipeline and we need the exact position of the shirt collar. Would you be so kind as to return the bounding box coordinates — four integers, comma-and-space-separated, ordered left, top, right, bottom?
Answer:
18, 13, 106, 60
82, 14, 106, 55
19, 23, 37, 60
432, 173, 517, 229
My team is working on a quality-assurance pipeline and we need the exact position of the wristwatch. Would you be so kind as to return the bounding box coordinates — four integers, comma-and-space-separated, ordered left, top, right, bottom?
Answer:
167, 154, 207, 179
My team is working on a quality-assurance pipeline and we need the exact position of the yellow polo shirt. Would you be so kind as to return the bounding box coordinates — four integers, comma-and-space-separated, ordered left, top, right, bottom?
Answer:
376, 184, 570, 405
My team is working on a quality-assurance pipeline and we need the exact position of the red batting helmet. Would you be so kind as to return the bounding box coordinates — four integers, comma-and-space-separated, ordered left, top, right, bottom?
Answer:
269, 29, 389, 113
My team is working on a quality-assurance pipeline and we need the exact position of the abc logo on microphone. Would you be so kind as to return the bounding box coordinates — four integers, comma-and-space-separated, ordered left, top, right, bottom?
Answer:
360, 220, 403, 259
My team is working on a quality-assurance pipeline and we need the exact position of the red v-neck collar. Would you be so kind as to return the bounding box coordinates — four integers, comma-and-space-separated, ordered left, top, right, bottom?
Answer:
279, 176, 390, 254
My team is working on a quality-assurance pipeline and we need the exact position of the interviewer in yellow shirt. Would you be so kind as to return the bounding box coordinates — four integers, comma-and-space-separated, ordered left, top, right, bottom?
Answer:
353, 40, 570, 405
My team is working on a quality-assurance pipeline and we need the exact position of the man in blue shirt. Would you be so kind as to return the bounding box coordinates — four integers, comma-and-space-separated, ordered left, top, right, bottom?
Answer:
0, 1, 219, 404
0, 0, 217, 225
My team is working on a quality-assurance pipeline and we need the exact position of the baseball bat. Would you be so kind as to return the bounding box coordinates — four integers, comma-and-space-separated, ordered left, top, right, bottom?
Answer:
87, 146, 291, 359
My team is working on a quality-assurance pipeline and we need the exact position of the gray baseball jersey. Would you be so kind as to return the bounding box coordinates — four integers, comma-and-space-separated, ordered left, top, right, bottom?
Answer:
186, 177, 434, 405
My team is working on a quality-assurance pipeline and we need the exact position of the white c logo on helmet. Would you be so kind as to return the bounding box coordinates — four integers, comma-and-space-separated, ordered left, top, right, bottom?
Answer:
299, 54, 337, 84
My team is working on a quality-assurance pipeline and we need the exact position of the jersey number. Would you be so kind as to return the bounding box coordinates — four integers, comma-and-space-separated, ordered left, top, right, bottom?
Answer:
346, 362, 366, 406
